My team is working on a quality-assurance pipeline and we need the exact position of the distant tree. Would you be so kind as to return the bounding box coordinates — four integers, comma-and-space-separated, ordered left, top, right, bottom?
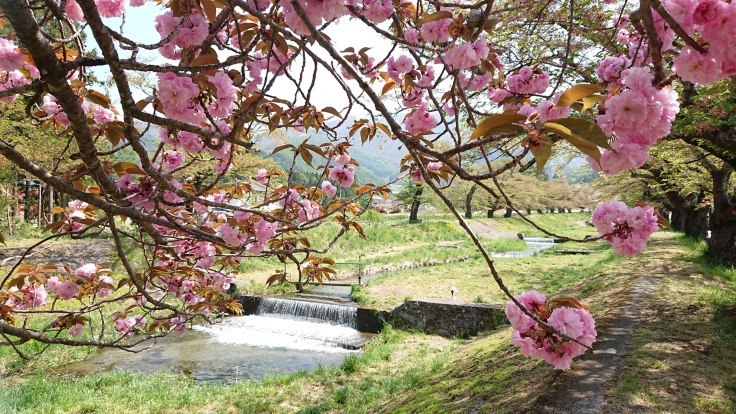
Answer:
396, 179, 427, 223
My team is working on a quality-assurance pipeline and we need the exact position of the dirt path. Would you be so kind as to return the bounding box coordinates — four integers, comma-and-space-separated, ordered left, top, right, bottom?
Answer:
0, 239, 115, 268
466, 219, 517, 239
532, 276, 663, 413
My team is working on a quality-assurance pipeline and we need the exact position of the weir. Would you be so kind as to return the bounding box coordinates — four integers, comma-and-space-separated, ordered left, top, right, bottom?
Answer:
256, 297, 359, 328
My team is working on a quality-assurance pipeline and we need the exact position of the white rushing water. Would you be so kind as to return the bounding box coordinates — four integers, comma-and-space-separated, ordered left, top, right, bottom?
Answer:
256, 297, 358, 327
194, 314, 367, 353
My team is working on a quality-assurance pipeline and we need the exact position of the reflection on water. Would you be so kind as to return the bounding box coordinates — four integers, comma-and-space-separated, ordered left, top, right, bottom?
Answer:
56, 314, 371, 383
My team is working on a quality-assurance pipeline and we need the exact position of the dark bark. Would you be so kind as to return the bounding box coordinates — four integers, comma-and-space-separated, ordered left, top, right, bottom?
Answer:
537, 209, 544, 214
503, 207, 513, 218
464, 184, 477, 219
409, 185, 423, 223
487, 209, 494, 218
706, 165, 736, 265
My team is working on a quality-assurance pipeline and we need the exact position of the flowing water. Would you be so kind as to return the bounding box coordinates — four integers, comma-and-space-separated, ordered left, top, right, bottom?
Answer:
56, 299, 371, 383
491, 238, 556, 258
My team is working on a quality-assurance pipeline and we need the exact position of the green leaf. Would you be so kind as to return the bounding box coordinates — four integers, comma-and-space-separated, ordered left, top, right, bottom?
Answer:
550, 118, 611, 149
555, 84, 604, 108
418, 11, 453, 25
544, 122, 602, 163
530, 137, 554, 174
582, 95, 605, 111
471, 113, 526, 140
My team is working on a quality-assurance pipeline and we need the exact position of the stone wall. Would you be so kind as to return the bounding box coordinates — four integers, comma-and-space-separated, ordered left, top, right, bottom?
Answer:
237, 295, 507, 338
390, 299, 507, 338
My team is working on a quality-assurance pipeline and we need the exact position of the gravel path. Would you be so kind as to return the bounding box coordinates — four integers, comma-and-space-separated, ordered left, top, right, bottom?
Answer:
0, 239, 115, 268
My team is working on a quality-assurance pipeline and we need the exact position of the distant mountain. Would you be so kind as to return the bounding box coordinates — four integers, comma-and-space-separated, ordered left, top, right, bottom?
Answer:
255, 118, 406, 185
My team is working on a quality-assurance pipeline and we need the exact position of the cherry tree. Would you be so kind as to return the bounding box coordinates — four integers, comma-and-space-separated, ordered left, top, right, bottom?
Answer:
0, 0, 732, 370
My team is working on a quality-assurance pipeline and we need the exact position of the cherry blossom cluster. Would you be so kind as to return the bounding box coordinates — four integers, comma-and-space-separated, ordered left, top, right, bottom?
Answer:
592, 201, 659, 256
4, 263, 115, 320
65, 0, 147, 22
594, 67, 679, 174
0, 36, 39, 103
505, 290, 597, 370
665, 0, 736, 84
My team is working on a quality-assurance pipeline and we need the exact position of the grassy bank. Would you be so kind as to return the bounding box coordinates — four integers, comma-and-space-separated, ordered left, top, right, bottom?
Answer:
237, 212, 588, 289
2, 219, 734, 413
354, 240, 618, 309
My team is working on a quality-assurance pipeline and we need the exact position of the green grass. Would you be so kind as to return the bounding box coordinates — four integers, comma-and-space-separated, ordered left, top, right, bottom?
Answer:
675, 234, 736, 282
489, 211, 594, 239
5, 219, 734, 413
237, 212, 586, 293
357, 241, 620, 309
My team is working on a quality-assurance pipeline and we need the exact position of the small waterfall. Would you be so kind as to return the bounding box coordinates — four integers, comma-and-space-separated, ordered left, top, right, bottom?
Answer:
522, 237, 556, 243
256, 297, 358, 328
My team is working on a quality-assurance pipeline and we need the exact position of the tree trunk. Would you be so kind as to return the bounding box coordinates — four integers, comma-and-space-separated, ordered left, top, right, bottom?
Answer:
537, 209, 544, 214
708, 220, 736, 266
706, 165, 736, 265
487, 209, 494, 218
683, 207, 709, 238
464, 184, 477, 219
409, 185, 423, 223
503, 207, 513, 218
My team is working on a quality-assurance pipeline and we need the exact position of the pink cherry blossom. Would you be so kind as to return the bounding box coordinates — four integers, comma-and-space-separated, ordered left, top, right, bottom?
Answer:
98, 275, 115, 298
427, 161, 442, 172
162, 150, 184, 171
596, 56, 629, 85
254, 218, 277, 244
95, 0, 128, 18
404, 28, 420, 44
488, 88, 512, 104
333, 153, 351, 166
220, 223, 246, 246
673, 46, 723, 85
592, 201, 658, 256
548, 307, 586, 339
208, 71, 237, 117
321, 181, 338, 197
1, 70, 29, 103
329, 165, 356, 187
48, 277, 78, 300
42, 95, 71, 126
69, 323, 83, 337
75, 263, 97, 278
255, 169, 269, 185
297, 199, 321, 223
360, 0, 394, 23
403, 104, 438, 135
0, 38, 24, 72
156, 73, 204, 124
387, 55, 413, 83
443, 39, 488, 70
506, 290, 597, 370
170, 315, 187, 334
536, 99, 570, 123
246, 242, 266, 254
91, 105, 115, 125
420, 16, 452, 43
65, 0, 85, 21
506, 66, 550, 95
693, 0, 720, 25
